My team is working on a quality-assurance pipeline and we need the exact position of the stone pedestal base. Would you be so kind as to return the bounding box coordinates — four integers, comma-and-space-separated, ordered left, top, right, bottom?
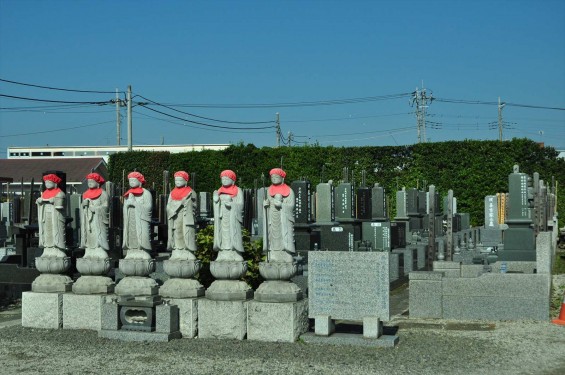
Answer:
115, 276, 159, 296
72, 275, 115, 294
205, 280, 253, 301
99, 303, 181, 342
22, 291, 63, 329
254, 280, 303, 303
32, 274, 73, 293
198, 299, 248, 340
159, 278, 204, 299
63, 294, 114, 330
163, 298, 199, 338
247, 299, 308, 342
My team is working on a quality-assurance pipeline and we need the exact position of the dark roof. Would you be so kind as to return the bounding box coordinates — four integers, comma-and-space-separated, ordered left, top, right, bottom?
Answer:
0, 158, 107, 183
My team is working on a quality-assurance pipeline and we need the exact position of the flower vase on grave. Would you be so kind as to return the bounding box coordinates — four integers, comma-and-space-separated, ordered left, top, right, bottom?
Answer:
32, 173, 73, 293
206, 170, 253, 301
159, 171, 204, 298
73, 173, 115, 294
255, 168, 303, 303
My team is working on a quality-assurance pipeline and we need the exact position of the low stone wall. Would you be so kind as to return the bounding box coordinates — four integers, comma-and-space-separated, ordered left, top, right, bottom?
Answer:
409, 231, 554, 321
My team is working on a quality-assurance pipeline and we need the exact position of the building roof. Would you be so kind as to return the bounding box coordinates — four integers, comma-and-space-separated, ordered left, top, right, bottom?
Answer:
0, 158, 107, 183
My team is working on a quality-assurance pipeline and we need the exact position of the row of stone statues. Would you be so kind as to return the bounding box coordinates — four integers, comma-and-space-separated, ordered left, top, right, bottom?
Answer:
33, 168, 300, 302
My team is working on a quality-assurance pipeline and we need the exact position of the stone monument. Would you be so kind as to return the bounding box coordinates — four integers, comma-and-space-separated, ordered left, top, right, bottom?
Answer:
114, 172, 161, 331
206, 169, 252, 301
255, 168, 302, 302
160, 171, 204, 299
248, 168, 307, 343
73, 173, 114, 294
23, 172, 73, 329
199, 170, 252, 340
32, 173, 72, 293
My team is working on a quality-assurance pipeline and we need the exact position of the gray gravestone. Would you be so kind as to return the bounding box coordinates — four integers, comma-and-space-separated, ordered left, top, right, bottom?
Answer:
308, 252, 390, 321
395, 189, 408, 220
315, 182, 334, 223
484, 195, 498, 228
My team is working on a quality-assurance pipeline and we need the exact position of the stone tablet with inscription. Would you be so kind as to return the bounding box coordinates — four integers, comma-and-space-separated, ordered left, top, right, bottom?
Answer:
308, 252, 390, 321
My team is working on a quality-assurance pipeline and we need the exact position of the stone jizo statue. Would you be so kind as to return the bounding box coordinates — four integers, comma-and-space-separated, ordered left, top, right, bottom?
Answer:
167, 171, 197, 260
122, 171, 152, 259
36, 173, 66, 257
80, 173, 109, 259
263, 168, 295, 263
213, 169, 244, 261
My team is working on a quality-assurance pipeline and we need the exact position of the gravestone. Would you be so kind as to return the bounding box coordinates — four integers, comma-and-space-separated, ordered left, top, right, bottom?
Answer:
356, 187, 372, 220
484, 195, 498, 228
319, 223, 360, 252
371, 184, 387, 221
334, 182, 355, 221
395, 189, 408, 220
390, 221, 406, 249
361, 221, 391, 251
500, 165, 535, 261
315, 182, 334, 223
406, 188, 419, 216
292, 180, 312, 224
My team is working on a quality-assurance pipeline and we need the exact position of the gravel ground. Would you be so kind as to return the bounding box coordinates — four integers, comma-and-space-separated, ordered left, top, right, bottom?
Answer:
0, 319, 563, 375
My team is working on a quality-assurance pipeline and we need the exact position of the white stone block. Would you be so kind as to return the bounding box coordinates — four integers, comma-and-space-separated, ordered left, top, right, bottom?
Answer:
362, 316, 382, 338
197, 299, 248, 340
22, 291, 63, 329
164, 298, 198, 338
247, 299, 308, 342
314, 314, 334, 336
63, 293, 109, 331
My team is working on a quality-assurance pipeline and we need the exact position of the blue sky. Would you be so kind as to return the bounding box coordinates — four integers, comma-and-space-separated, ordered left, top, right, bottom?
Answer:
1, 0, 564, 156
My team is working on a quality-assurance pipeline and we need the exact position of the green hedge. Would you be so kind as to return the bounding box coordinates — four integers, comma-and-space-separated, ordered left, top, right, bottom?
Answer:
108, 138, 564, 226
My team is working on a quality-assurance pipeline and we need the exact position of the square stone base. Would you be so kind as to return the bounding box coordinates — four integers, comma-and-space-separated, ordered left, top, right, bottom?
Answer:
63, 294, 114, 331
247, 299, 308, 342
22, 291, 63, 329
164, 298, 199, 338
198, 299, 248, 340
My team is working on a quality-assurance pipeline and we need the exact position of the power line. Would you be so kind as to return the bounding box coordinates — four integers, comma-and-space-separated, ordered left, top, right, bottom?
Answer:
160, 92, 412, 109
133, 110, 272, 134
134, 94, 274, 125
435, 97, 565, 111
0, 120, 114, 138
304, 125, 415, 138
136, 104, 276, 130
0, 78, 123, 94
0, 93, 113, 105
285, 111, 414, 123
318, 129, 413, 144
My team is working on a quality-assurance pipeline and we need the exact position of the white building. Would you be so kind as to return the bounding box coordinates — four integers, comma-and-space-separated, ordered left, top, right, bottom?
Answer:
7, 144, 230, 162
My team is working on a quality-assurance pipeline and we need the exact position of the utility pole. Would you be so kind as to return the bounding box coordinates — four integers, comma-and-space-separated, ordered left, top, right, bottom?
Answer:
275, 112, 281, 148
115, 89, 121, 146
498, 97, 505, 142
411, 84, 433, 143
127, 85, 132, 151
288, 131, 294, 147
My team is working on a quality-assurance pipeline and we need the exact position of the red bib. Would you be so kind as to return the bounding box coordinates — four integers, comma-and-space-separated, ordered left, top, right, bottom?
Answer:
83, 188, 103, 200
218, 185, 238, 197
269, 184, 291, 197
171, 186, 193, 201
42, 188, 62, 199
123, 187, 144, 197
